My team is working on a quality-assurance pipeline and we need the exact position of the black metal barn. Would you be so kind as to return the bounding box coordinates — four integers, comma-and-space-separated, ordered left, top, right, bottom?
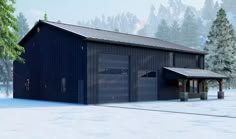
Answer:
14, 20, 227, 104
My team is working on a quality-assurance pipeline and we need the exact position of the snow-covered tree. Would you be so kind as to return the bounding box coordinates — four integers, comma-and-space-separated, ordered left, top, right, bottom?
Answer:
155, 19, 170, 41
205, 8, 236, 86
169, 20, 181, 45
144, 5, 159, 37
78, 12, 139, 34
16, 12, 29, 40
214, 1, 220, 15
201, 0, 215, 21
43, 12, 48, 21
0, 60, 13, 96
181, 7, 200, 48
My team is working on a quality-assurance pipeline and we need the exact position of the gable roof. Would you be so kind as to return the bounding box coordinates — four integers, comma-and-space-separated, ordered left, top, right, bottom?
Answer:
20, 20, 206, 55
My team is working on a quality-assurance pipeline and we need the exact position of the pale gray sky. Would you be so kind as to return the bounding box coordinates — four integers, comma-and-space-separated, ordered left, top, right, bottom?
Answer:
15, 0, 220, 27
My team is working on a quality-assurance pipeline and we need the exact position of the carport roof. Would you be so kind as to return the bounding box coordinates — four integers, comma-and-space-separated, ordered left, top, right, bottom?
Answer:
164, 67, 228, 80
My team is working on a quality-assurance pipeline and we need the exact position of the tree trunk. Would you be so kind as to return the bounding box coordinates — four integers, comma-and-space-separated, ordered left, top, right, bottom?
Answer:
3, 59, 11, 97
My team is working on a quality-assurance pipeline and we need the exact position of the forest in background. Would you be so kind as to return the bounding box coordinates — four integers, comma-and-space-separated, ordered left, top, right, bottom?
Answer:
1, 0, 236, 96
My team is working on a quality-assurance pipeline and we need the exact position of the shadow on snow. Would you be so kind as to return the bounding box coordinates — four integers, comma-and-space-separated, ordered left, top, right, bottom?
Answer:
0, 98, 83, 109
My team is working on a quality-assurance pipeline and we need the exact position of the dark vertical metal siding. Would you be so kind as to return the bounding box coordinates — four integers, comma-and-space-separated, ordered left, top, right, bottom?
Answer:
14, 24, 86, 103
14, 29, 37, 99
86, 41, 205, 104
175, 53, 198, 68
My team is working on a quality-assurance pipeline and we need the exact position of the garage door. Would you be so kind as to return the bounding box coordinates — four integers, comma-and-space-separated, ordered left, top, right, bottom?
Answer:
98, 54, 129, 103
137, 70, 158, 101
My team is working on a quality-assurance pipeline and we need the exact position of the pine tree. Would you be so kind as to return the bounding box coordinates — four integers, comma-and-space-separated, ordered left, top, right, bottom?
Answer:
202, 0, 215, 20
137, 26, 147, 36
16, 12, 29, 40
114, 28, 119, 32
145, 5, 158, 37
214, 1, 220, 16
0, 0, 23, 96
0, 0, 24, 61
155, 19, 170, 41
205, 8, 236, 85
170, 20, 181, 44
44, 12, 48, 21
181, 7, 199, 48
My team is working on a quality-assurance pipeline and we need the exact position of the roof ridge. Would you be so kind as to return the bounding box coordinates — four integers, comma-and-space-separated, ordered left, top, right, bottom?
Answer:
41, 20, 201, 50
39, 20, 206, 54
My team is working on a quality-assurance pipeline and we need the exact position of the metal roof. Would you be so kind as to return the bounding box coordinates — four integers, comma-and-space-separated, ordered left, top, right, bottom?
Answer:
164, 67, 228, 79
37, 20, 206, 55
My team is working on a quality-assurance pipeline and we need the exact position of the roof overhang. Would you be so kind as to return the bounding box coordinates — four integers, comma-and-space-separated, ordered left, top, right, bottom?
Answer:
164, 67, 228, 80
85, 38, 207, 55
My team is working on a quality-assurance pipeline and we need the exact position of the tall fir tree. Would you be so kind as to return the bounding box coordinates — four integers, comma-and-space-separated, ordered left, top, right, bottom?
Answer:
16, 12, 29, 40
0, 0, 24, 96
181, 7, 199, 48
155, 19, 170, 42
0, 0, 24, 61
202, 0, 215, 20
205, 8, 236, 83
141, 5, 158, 37
169, 20, 181, 45
137, 26, 147, 36
214, 1, 220, 16
44, 12, 48, 21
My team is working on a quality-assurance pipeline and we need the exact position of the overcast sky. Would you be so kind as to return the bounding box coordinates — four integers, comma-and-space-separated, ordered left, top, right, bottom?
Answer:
15, 0, 220, 27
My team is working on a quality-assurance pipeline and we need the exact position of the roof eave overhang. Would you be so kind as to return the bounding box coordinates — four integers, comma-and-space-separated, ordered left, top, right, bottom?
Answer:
164, 67, 228, 80
85, 38, 207, 55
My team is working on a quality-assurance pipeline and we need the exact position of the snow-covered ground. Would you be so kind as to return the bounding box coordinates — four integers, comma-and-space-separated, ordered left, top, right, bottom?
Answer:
0, 90, 236, 139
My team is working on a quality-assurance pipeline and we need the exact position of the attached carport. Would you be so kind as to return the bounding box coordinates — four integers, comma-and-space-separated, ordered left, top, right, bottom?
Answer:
164, 67, 228, 101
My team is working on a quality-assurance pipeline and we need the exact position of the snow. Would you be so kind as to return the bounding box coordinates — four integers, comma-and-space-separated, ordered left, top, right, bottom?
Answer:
0, 90, 236, 139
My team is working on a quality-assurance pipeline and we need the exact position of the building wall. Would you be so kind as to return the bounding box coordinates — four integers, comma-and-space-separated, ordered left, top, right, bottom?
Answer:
14, 23, 205, 104
14, 24, 86, 103
86, 41, 204, 104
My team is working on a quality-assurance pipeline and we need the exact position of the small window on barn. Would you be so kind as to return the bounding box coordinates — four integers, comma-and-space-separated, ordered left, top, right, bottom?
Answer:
61, 77, 66, 93
169, 52, 174, 67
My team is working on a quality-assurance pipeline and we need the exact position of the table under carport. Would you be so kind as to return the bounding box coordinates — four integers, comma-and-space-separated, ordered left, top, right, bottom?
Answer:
164, 67, 228, 101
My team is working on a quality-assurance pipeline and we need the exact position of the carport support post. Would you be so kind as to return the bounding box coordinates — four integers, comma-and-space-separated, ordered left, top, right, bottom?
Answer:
200, 80, 208, 100
180, 79, 188, 102
218, 79, 224, 99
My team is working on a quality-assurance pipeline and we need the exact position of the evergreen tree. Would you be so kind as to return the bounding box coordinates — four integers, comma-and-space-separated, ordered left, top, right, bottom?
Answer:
205, 8, 236, 86
0, 0, 23, 96
44, 12, 48, 21
214, 1, 220, 16
170, 20, 181, 44
155, 19, 170, 41
0, 0, 24, 61
181, 7, 199, 48
0, 60, 12, 96
114, 28, 119, 32
137, 26, 147, 36
145, 5, 158, 37
78, 12, 138, 34
202, 0, 215, 20
16, 12, 29, 40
